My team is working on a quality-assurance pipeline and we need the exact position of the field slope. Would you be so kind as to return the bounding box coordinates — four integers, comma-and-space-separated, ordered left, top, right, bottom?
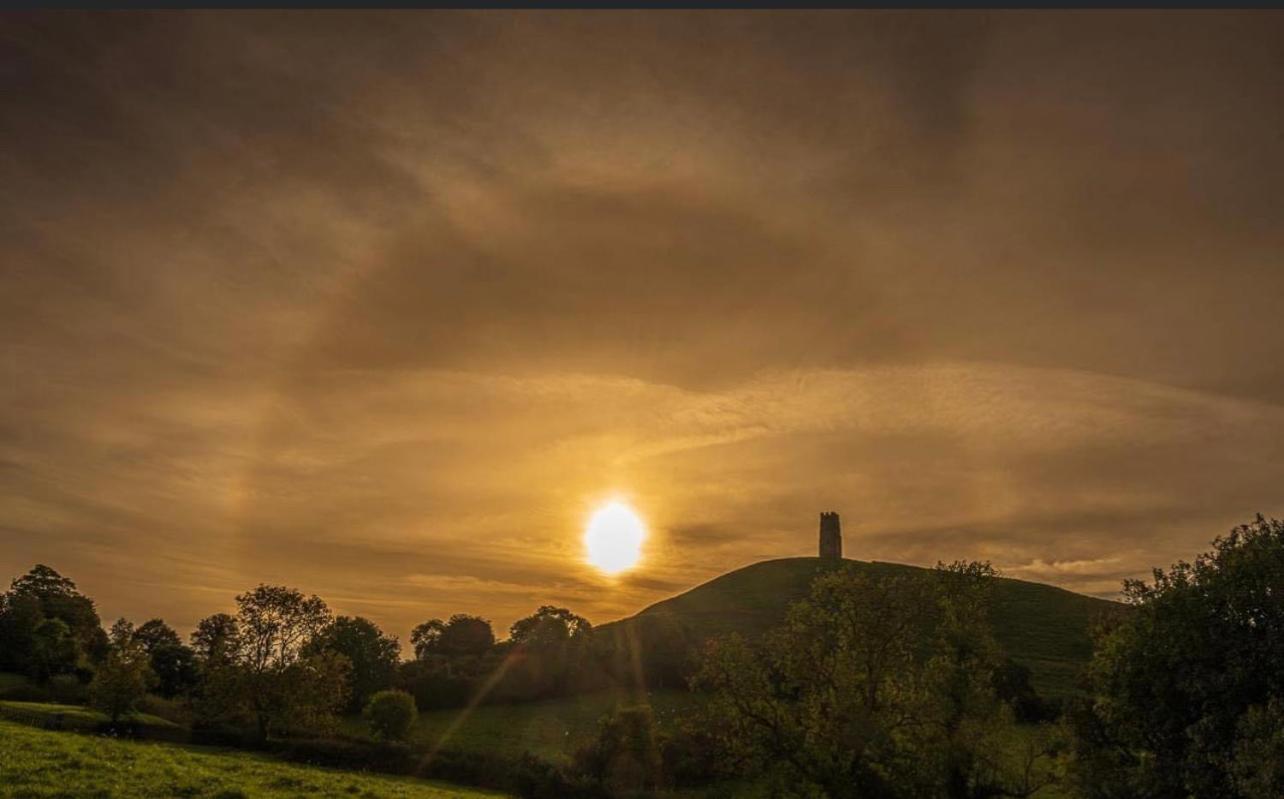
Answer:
600, 557, 1124, 699
0, 719, 503, 799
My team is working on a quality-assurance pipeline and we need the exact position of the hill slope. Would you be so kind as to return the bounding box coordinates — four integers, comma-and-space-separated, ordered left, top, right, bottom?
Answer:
599, 557, 1123, 699
0, 719, 502, 798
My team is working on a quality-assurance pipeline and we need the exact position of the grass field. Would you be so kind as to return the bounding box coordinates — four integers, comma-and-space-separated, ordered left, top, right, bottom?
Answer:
0, 719, 504, 799
0, 701, 179, 732
342, 690, 697, 762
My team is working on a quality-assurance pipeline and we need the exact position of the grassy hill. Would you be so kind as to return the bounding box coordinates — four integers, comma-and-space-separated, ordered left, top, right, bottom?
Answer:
0, 718, 503, 799
599, 557, 1124, 699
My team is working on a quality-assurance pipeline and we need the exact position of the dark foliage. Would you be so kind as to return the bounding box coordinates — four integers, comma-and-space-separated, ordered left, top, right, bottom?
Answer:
306, 616, 400, 712
1072, 515, 1284, 798
0, 565, 106, 681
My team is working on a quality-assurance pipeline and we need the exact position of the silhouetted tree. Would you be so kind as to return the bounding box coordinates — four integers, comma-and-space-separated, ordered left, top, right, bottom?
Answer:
0, 565, 106, 679
306, 616, 400, 712
411, 614, 495, 659
194, 585, 348, 740
410, 618, 446, 660
190, 613, 240, 665
510, 605, 592, 647
492, 605, 595, 702
1071, 515, 1284, 798
130, 618, 198, 698
439, 614, 496, 657
90, 619, 151, 723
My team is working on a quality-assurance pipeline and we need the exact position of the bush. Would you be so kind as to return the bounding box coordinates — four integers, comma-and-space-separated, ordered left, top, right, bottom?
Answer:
363, 689, 417, 741
573, 706, 664, 794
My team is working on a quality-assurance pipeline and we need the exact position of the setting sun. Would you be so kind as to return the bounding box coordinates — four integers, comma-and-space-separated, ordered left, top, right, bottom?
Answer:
584, 500, 646, 575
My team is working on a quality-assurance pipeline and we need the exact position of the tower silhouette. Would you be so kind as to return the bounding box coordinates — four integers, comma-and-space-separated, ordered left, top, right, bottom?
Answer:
819, 511, 842, 559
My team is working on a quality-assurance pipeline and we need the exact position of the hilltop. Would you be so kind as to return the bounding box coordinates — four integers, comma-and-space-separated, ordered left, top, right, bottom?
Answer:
598, 557, 1124, 699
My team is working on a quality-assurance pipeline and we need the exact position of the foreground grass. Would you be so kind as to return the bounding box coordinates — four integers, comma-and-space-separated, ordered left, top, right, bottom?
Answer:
341, 690, 696, 762
0, 719, 504, 799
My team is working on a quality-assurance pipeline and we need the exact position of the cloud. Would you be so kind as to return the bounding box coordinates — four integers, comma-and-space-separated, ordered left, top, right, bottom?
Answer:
1, 12, 1282, 639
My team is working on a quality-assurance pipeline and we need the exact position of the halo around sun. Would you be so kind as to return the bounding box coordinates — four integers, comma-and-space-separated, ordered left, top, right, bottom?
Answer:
584, 500, 646, 575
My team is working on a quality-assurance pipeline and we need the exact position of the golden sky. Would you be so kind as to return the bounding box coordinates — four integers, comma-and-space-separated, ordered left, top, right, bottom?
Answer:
3, 11, 1283, 641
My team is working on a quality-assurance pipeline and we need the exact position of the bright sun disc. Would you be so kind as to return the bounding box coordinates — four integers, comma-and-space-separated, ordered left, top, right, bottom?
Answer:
584, 501, 646, 575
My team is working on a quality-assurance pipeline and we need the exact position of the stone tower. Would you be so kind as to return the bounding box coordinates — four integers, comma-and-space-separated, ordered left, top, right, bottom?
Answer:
819, 511, 842, 559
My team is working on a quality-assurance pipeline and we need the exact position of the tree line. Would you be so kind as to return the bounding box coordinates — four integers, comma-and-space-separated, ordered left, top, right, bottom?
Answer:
0, 567, 605, 740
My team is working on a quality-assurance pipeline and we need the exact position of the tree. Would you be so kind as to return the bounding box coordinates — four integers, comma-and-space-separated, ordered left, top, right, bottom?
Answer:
0, 565, 106, 678
132, 618, 198, 697
509, 606, 592, 647
494, 606, 595, 702
306, 616, 400, 712
1072, 515, 1284, 798
411, 614, 494, 659
191, 613, 239, 665
1230, 698, 1284, 799
29, 618, 78, 682
194, 585, 348, 740
410, 619, 446, 660
90, 618, 151, 723
439, 614, 495, 657
694, 563, 1057, 798
235, 585, 331, 673
364, 689, 418, 741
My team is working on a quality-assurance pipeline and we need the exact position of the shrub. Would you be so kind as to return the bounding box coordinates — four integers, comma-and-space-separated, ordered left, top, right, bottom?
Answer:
573, 706, 664, 794
363, 689, 417, 741
90, 645, 150, 723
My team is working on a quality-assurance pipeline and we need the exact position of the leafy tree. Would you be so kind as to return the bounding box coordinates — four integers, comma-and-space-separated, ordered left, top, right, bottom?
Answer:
410, 619, 446, 660
509, 605, 592, 647
194, 585, 348, 740
131, 618, 198, 697
0, 592, 42, 673
363, 688, 418, 741
411, 614, 495, 660
0, 565, 106, 678
494, 606, 595, 702
29, 618, 78, 682
1230, 698, 1284, 799
90, 618, 152, 723
694, 562, 1058, 798
1072, 515, 1284, 798
306, 616, 400, 712
439, 614, 495, 657
190, 613, 239, 665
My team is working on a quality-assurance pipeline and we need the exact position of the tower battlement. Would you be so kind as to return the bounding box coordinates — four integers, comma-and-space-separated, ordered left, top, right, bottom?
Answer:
819, 511, 842, 559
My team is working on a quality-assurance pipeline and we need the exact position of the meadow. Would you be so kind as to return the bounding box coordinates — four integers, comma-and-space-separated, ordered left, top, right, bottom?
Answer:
0, 719, 504, 799
340, 690, 697, 762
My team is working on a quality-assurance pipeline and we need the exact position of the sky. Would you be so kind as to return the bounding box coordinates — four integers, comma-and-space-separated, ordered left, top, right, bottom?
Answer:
3, 11, 1283, 643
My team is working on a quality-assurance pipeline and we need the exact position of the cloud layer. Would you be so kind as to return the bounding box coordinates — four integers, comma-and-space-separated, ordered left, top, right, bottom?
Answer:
2, 12, 1282, 638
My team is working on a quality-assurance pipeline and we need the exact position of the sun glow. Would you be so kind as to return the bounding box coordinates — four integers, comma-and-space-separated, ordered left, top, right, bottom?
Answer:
584, 500, 646, 575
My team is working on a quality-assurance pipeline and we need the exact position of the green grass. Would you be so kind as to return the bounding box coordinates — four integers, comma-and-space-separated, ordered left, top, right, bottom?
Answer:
342, 690, 696, 762
0, 701, 179, 732
599, 557, 1125, 700
0, 719, 504, 799
0, 673, 31, 694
